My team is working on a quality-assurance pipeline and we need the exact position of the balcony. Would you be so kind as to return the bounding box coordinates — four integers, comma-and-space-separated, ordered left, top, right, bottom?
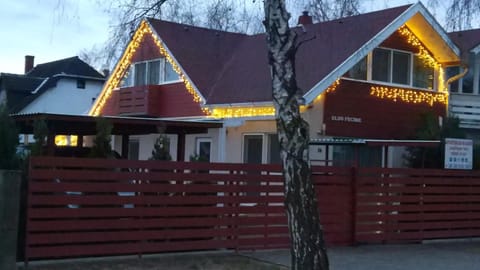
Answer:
450, 93, 480, 129
114, 83, 204, 118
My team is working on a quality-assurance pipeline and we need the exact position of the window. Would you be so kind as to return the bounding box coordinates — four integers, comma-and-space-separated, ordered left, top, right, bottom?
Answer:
347, 56, 367, 80
413, 55, 434, 89
76, 79, 86, 89
372, 48, 391, 82
134, 62, 147, 86
147, 60, 160, 84
462, 68, 474, 94
122, 58, 180, 88
392, 51, 411, 84
372, 48, 411, 85
243, 135, 263, 164
267, 134, 281, 164
447, 67, 460, 93
196, 138, 212, 162
243, 134, 281, 164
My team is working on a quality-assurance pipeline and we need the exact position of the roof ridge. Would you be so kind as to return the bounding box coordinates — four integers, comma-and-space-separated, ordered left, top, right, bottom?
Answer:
146, 17, 249, 36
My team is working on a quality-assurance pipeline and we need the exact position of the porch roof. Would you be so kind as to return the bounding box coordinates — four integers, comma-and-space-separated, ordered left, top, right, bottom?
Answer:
310, 138, 441, 147
12, 113, 222, 136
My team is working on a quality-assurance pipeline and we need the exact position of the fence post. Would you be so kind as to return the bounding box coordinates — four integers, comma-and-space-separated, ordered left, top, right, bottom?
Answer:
350, 166, 357, 246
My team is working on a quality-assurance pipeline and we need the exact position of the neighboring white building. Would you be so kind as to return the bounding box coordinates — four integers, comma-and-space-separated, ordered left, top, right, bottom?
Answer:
0, 56, 106, 147
0, 56, 105, 115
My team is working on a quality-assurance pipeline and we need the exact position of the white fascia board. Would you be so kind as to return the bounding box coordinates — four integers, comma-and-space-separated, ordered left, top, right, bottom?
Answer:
147, 21, 207, 105
303, 3, 458, 104
31, 77, 50, 94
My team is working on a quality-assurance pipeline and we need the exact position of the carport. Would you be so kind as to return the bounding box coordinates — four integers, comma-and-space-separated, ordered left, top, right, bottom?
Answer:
12, 113, 222, 161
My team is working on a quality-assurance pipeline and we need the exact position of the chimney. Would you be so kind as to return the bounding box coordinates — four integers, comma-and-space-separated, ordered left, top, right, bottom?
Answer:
298, 11, 313, 25
25, 55, 34, 74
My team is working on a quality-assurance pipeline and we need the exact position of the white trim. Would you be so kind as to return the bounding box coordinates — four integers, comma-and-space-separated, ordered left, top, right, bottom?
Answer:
472, 44, 480, 55
31, 77, 50, 94
147, 20, 207, 104
303, 2, 459, 104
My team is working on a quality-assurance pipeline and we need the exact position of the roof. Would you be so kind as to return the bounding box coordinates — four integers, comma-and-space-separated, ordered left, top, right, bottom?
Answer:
92, 3, 459, 115
1, 57, 105, 113
149, 5, 411, 105
0, 73, 43, 93
449, 28, 480, 54
0, 73, 44, 113
148, 3, 460, 106
12, 113, 222, 136
27, 56, 105, 79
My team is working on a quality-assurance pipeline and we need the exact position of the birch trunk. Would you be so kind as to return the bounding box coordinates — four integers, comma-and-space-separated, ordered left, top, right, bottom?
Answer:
263, 1, 329, 269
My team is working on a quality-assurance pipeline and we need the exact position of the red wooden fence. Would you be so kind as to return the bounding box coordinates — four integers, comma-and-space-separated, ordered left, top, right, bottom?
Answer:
355, 167, 480, 243
25, 157, 480, 262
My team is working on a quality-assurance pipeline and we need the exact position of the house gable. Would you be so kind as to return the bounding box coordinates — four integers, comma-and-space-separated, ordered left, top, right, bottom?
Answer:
90, 20, 206, 117
304, 2, 460, 104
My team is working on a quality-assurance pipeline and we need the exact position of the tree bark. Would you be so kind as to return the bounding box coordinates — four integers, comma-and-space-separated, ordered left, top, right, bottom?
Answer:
263, 1, 329, 269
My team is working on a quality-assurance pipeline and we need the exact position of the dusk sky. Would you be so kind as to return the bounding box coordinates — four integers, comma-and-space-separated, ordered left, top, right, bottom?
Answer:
0, 0, 444, 75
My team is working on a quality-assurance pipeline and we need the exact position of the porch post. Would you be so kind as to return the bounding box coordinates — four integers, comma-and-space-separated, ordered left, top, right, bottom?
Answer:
177, 132, 186, 161
218, 127, 227, 162
46, 133, 55, 156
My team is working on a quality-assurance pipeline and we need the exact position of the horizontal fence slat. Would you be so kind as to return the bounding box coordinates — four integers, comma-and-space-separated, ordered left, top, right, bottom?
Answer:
26, 157, 480, 261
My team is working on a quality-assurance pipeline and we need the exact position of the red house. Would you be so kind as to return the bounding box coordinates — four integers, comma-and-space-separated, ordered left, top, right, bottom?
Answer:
90, 3, 460, 166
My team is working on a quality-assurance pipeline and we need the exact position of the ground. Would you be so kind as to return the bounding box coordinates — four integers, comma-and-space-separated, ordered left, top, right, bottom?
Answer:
19, 252, 287, 270
19, 240, 480, 270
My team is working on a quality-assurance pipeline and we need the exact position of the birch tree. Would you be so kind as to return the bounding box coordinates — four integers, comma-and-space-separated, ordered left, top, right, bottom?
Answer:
264, 1, 329, 269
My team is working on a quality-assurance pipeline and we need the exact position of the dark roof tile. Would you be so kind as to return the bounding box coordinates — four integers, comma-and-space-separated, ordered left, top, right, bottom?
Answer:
27, 56, 105, 78
149, 5, 411, 105
449, 28, 480, 54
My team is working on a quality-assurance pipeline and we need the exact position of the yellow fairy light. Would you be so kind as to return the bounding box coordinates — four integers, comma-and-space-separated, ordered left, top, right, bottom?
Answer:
398, 25, 440, 70
55, 135, 78, 146
89, 20, 205, 116
398, 25, 449, 94
207, 106, 276, 118
370, 86, 448, 106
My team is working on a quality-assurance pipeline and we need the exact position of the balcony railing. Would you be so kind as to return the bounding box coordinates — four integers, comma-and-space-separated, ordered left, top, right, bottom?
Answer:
450, 93, 480, 129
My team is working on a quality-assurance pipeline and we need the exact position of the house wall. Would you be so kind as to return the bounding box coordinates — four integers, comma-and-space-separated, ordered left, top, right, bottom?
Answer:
185, 129, 221, 162
21, 78, 103, 115
323, 79, 446, 139
112, 134, 178, 161
223, 119, 277, 163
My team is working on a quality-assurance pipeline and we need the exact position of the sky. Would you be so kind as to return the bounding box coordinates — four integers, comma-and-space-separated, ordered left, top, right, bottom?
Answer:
0, 0, 443, 75
0, 0, 110, 74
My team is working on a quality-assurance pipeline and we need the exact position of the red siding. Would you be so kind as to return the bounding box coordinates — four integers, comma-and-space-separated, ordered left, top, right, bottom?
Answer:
148, 83, 205, 117
131, 34, 163, 62
101, 91, 119, 116
323, 79, 446, 139
380, 30, 417, 52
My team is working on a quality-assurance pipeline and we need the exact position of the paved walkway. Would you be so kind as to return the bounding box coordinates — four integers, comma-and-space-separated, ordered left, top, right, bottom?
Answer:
18, 240, 480, 269
241, 240, 480, 270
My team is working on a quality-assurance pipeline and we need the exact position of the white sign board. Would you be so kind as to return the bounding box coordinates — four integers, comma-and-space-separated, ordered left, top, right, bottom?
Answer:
444, 138, 473, 170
